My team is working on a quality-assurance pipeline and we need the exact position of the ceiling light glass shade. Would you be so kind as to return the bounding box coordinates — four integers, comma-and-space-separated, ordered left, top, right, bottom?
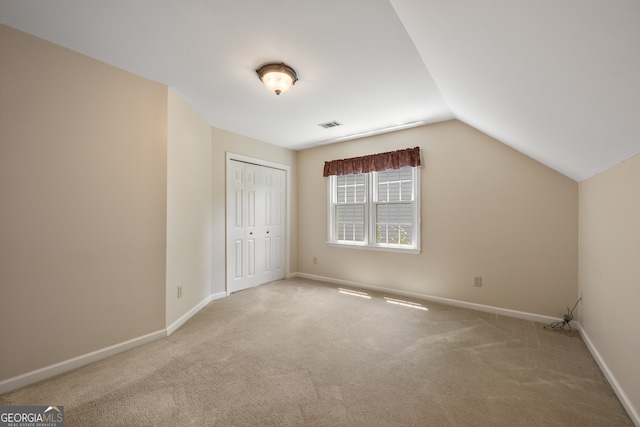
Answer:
256, 62, 298, 95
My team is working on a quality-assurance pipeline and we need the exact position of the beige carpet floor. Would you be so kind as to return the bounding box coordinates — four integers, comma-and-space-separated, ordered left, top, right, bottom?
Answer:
0, 278, 632, 426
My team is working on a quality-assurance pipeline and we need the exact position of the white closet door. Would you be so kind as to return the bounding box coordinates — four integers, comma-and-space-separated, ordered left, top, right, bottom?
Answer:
262, 166, 286, 282
226, 160, 285, 293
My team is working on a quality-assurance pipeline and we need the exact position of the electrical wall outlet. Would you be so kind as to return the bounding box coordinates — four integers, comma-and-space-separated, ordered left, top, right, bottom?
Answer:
177, 285, 183, 299
474, 276, 483, 287
313, 257, 318, 265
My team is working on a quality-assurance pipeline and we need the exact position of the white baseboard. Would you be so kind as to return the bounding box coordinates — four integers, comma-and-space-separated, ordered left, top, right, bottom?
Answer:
1, 291, 229, 395
575, 322, 639, 426
167, 291, 227, 336
210, 291, 227, 302
292, 272, 562, 325
0, 329, 166, 395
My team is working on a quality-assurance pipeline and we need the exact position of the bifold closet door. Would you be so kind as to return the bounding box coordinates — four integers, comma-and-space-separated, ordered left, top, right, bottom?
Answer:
262, 165, 285, 283
226, 160, 285, 293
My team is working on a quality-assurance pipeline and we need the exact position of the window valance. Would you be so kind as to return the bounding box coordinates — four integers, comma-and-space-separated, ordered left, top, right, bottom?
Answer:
323, 147, 421, 177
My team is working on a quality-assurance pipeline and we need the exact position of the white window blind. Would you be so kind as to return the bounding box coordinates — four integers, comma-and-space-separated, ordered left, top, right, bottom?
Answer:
328, 166, 420, 252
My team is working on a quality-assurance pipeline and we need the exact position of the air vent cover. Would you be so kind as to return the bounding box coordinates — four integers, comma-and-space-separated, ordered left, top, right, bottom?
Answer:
318, 120, 342, 129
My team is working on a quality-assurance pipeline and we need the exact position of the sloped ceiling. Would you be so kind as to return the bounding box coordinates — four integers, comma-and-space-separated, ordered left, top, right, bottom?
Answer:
1, 0, 638, 181
391, 0, 640, 181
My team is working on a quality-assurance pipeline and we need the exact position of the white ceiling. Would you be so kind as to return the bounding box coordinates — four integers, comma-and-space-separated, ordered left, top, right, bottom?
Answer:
1, 0, 638, 181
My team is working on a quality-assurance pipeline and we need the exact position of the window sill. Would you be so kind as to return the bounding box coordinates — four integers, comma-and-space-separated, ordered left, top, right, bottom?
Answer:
327, 242, 421, 255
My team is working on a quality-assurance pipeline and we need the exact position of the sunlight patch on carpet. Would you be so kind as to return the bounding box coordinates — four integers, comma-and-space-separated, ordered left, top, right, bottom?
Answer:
338, 288, 371, 299
384, 297, 428, 311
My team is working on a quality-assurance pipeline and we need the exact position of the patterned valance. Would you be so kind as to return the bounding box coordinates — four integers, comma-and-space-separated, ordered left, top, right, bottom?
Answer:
323, 147, 421, 177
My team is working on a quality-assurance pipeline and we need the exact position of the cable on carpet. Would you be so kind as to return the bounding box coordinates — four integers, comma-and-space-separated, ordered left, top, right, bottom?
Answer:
543, 297, 582, 336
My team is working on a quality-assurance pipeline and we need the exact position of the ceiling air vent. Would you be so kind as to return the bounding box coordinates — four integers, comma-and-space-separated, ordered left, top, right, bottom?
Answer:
318, 120, 342, 129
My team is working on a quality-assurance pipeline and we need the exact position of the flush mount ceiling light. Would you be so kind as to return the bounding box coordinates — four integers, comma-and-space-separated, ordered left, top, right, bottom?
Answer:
256, 62, 298, 95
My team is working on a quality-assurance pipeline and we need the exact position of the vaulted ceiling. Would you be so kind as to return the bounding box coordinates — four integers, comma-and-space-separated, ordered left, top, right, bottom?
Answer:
1, 0, 638, 181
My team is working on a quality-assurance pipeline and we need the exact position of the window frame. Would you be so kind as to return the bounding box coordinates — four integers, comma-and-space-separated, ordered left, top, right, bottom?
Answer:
327, 166, 421, 254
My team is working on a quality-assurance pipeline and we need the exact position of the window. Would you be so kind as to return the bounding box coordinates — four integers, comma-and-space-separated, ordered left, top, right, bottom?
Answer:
328, 166, 420, 252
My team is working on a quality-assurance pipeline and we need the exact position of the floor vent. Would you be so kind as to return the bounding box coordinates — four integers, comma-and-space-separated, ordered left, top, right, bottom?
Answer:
318, 120, 342, 129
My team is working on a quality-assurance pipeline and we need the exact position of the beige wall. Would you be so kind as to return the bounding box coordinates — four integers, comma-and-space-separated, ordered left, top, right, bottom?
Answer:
579, 154, 640, 420
0, 25, 167, 380
166, 90, 213, 327
167, 93, 299, 322
210, 128, 298, 295
297, 120, 578, 317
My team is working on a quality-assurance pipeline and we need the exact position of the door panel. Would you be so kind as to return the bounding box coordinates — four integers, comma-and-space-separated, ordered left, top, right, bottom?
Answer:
227, 160, 247, 289
264, 237, 272, 274
227, 161, 260, 292
270, 168, 285, 280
